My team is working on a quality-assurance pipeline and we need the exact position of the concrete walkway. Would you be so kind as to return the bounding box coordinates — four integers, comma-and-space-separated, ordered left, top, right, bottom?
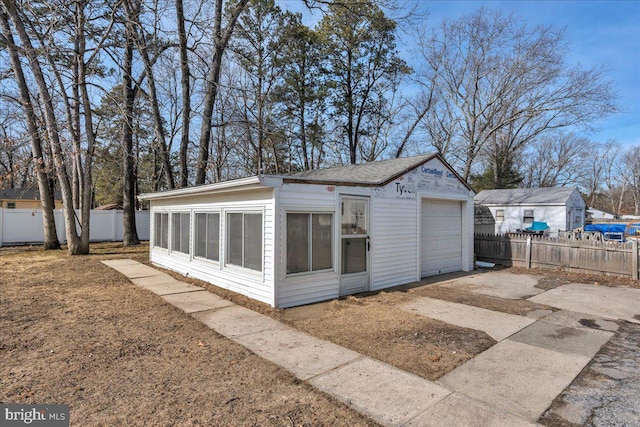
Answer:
102, 260, 616, 426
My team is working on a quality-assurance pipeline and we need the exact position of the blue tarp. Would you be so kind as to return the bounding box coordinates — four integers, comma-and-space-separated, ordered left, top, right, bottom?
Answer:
584, 223, 627, 234
525, 221, 550, 231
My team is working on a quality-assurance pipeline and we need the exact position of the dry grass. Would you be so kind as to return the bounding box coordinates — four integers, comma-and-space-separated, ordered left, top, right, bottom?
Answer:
0, 243, 377, 426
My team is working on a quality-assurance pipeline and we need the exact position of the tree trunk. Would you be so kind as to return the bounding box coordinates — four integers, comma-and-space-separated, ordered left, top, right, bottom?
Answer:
176, 0, 191, 187
0, 9, 60, 249
122, 1, 140, 246
195, 0, 249, 185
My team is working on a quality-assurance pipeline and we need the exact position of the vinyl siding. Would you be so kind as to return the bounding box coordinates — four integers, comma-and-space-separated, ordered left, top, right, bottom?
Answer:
276, 184, 340, 308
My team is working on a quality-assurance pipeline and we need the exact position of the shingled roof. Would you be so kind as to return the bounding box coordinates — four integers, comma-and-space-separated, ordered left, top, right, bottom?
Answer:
474, 187, 578, 205
0, 188, 62, 200
284, 154, 436, 186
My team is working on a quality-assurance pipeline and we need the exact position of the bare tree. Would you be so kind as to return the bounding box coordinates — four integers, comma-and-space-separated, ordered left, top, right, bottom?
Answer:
522, 132, 592, 188
416, 8, 619, 183
1, 0, 115, 254
0, 10, 60, 249
195, 0, 249, 185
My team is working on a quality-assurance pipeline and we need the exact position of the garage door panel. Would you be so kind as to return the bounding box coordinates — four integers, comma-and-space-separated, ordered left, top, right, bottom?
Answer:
421, 200, 462, 277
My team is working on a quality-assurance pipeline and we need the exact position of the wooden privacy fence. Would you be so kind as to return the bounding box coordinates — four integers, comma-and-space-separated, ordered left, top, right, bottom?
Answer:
475, 233, 640, 280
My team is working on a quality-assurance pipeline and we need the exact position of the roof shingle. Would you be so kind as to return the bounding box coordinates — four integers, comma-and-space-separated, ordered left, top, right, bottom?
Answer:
474, 188, 578, 205
284, 154, 435, 185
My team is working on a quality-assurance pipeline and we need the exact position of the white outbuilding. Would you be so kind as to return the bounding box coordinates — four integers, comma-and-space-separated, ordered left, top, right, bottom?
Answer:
139, 154, 475, 308
474, 187, 586, 236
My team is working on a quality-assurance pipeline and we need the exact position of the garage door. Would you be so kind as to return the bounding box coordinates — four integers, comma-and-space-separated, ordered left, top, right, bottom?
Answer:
421, 200, 462, 277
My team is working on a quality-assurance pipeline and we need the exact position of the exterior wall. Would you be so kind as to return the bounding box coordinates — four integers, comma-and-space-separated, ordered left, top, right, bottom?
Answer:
273, 157, 475, 307
566, 190, 586, 230
149, 189, 276, 306
275, 183, 340, 308
491, 205, 567, 235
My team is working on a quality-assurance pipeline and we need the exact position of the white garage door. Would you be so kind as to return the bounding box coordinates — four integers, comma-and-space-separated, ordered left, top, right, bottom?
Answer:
421, 200, 462, 277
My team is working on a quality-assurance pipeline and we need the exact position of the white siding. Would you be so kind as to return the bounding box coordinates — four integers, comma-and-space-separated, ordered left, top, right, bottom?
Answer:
149, 189, 276, 306
492, 205, 567, 235
276, 184, 340, 308
370, 197, 418, 290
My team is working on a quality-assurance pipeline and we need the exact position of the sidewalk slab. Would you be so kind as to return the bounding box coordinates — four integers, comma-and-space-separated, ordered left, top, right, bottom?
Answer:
138, 281, 203, 296
192, 305, 290, 337
400, 297, 535, 341
310, 357, 451, 427
405, 392, 538, 427
131, 274, 178, 287
528, 283, 640, 324
234, 328, 362, 380
162, 290, 235, 313
108, 263, 168, 279
101, 259, 140, 267
441, 271, 544, 299
439, 340, 590, 421
509, 321, 613, 358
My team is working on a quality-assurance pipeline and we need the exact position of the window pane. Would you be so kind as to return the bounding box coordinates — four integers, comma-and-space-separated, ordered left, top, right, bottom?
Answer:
312, 214, 332, 271
342, 199, 367, 235
160, 214, 168, 248
180, 213, 190, 253
341, 237, 366, 274
207, 213, 220, 261
244, 213, 262, 271
195, 213, 206, 258
287, 213, 309, 274
154, 213, 162, 247
172, 213, 181, 251
227, 213, 243, 266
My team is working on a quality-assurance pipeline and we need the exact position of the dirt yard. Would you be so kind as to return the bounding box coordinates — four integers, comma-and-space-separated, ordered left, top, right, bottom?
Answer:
3, 243, 638, 426
0, 243, 378, 426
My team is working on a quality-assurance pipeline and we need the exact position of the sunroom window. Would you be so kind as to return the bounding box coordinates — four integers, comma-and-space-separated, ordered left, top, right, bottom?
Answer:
195, 212, 220, 261
227, 212, 262, 271
171, 212, 191, 254
287, 213, 333, 274
154, 212, 168, 249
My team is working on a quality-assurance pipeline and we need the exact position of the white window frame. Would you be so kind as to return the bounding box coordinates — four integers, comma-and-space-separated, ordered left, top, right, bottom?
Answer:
153, 211, 169, 250
285, 211, 334, 277
193, 211, 221, 264
225, 209, 264, 273
495, 209, 505, 223
523, 209, 535, 224
170, 211, 191, 256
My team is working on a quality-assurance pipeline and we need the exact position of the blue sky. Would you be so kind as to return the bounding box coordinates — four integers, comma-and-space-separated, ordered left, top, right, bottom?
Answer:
420, 0, 640, 148
281, 0, 640, 149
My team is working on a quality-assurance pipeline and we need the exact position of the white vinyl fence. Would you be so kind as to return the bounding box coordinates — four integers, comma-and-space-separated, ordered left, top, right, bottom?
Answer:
0, 208, 150, 247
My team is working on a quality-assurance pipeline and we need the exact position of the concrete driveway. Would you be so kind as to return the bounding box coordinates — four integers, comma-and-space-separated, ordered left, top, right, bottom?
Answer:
433, 271, 640, 424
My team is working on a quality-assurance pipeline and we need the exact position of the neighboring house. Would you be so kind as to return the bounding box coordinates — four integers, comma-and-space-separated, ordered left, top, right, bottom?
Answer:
140, 154, 475, 308
587, 207, 618, 221
474, 187, 585, 235
0, 188, 62, 209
